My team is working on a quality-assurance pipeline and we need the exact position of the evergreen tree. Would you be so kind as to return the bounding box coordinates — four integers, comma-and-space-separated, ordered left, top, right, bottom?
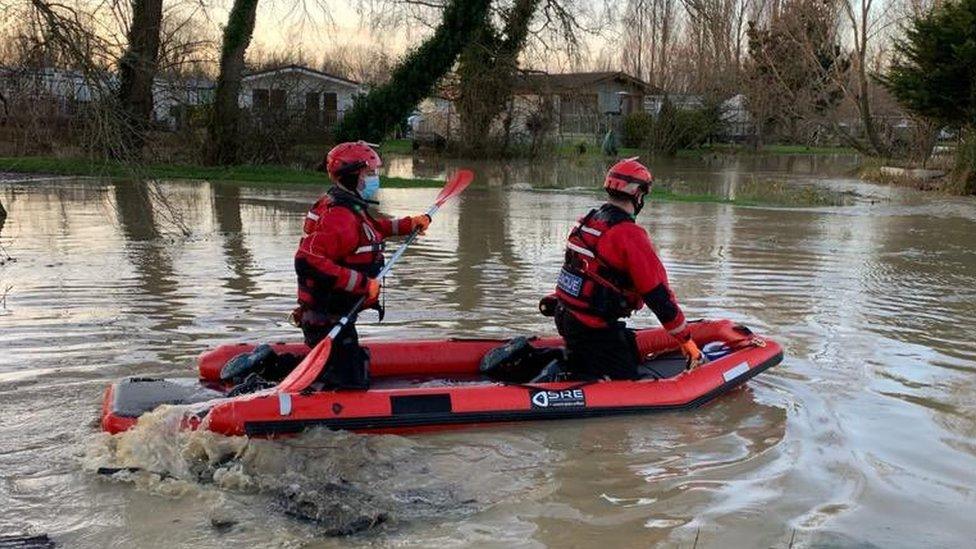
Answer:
880, 0, 976, 193
335, 0, 492, 143
879, 0, 976, 126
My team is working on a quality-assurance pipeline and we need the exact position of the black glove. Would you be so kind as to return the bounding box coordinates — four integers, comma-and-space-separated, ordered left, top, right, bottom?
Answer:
539, 295, 558, 317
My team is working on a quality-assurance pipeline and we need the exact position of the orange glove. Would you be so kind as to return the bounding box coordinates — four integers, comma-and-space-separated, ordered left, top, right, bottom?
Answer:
679, 339, 705, 370
411, 214, 431, 235
364, 278, 381, 307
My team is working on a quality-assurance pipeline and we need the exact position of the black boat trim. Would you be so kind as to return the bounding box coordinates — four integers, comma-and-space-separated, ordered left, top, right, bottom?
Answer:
242, 351, 783, 436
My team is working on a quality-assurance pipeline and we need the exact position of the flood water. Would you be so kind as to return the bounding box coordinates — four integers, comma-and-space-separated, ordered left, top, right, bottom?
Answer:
1, 158, 975, 547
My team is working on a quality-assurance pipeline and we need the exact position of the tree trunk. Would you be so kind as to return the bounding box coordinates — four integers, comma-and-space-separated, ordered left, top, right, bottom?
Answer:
457, 0, 540, 155
335, 0, 492, 143
208, 0, 259, 166
116, 0, 163, 159
855, 64, 887, 156
840, 0, 887, 157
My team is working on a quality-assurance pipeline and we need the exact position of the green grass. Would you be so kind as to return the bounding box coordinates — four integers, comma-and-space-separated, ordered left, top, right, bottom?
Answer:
0, 156, 443, 188
650, 187, 755, 205
379, 139, 415, 155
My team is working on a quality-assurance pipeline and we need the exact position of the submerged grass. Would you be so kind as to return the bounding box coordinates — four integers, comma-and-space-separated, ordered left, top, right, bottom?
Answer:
547, 142, 858, 160
530, 178, 847, 207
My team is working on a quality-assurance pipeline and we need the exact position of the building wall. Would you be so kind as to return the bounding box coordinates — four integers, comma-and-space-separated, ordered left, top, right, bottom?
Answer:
0, 66, 363, 132
508, 80, 647, 140
152, 79, 213, 130
239, 71, 359, 117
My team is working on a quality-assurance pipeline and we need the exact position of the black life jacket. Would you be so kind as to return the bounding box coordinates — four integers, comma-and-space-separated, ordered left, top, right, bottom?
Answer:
295, 187, 385, 312
555, 204, 643, 321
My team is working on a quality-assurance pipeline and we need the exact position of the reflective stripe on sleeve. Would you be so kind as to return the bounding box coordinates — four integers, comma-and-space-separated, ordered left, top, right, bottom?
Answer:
668, 321, 688, 336
344, 270, 360, 292
306, 211, 320, 221
566, 242, 595, 258
579, 226, 602, 236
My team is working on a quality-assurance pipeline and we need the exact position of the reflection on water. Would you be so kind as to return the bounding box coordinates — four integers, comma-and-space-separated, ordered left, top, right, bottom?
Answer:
384, 152, 868, 206
0, 170, 975, 547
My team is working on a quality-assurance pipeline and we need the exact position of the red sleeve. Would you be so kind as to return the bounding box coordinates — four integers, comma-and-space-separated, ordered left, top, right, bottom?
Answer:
606, 224, 690, 341
297, 211, 370, 294
372, 213, 415, 238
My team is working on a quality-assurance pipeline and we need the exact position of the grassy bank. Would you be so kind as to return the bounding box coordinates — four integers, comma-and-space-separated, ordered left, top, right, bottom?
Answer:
0, 156, 443, 188
856, 156, 950, 192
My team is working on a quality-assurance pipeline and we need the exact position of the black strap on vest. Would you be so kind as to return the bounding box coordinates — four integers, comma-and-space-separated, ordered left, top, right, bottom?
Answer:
568, 205, 633, 285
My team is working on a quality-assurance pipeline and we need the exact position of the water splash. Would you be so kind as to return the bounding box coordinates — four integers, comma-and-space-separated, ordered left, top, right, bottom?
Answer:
84, 405, 550, 538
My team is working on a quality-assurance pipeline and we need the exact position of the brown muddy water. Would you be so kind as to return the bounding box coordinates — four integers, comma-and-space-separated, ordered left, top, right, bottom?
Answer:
0, 161, 975, 547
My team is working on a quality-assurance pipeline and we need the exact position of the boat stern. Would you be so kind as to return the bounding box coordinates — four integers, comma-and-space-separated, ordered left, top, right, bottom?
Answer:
99, 377, 225, 434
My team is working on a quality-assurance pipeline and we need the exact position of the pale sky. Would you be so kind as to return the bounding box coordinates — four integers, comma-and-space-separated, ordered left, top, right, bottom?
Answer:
246, 1, 429, 59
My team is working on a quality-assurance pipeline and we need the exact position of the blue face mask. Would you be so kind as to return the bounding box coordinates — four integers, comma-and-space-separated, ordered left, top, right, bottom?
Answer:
361, 174, 380, 200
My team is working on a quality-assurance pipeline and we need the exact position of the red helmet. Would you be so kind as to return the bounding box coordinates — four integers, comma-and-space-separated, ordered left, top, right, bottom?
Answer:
604, 157, 653, 199
324, 141, 382, 186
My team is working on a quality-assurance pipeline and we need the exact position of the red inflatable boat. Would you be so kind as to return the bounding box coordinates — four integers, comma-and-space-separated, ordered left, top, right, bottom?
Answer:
100, 319, 782, 436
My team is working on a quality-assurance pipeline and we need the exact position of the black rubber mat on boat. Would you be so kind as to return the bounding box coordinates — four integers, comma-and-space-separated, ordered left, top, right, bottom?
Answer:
112, 378, 224, 417
637, 353, 688, 380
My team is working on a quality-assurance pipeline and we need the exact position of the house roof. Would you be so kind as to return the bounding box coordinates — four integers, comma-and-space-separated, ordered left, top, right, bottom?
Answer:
243, 64, 361, 88
513, 71, 653, 94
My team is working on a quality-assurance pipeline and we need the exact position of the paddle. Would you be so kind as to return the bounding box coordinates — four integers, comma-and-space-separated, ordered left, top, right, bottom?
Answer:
275, 169, 475, 393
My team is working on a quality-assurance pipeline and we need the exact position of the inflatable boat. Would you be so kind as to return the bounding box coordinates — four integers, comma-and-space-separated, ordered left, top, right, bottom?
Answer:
100, 319, 782, 436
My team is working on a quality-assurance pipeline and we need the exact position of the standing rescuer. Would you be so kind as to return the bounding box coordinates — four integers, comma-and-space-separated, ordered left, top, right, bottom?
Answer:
544, 158, 703, 380
291, 141, 431, 389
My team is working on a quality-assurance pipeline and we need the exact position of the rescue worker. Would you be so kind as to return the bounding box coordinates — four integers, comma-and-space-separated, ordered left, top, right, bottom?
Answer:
223, 141, 431, 392
545, 158, 703, 381
292, 140, 431, 388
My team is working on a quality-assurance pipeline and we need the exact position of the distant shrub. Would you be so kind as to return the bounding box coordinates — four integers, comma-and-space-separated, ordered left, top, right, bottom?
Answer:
648, 98, 723, 156
951, 129, 976, 194
622, 112, 654, 148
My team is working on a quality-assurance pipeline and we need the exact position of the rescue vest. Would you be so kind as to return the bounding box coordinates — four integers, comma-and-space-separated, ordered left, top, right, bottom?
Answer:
295, 187, 385, 312
555, 205, 643, 321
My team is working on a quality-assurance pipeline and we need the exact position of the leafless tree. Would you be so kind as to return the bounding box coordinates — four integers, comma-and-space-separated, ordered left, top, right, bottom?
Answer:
833, 0, 896, 155
620, 0, 679, 89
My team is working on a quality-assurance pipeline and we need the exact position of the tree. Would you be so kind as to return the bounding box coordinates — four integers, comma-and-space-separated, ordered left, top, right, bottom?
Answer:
745, 0, 849, 146
880, 0, 976, 193
620, 0, 677, 90
208, 0, 259, 165
836, 0, 895, 156
116, 0, 164, 158
335, 0, 492, 143
456, 0, 541, 155
676, 0, 754, 94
